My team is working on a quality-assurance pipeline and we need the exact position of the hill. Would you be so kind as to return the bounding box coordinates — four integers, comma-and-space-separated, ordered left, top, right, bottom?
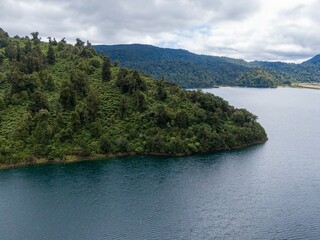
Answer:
250, 60, 320, 83
302, 54, 320, 64
0, 28, 267, 168
94, 44, 320, 88
234, 69, 279, 88
94, 44, 250, 88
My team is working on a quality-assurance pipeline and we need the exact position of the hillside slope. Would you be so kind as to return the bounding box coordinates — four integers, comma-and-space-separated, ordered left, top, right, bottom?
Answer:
0, 29, 267, 167
94, 44, 320, 88
94, 44, 250, 88
303, 54, 320, 64
234, 70, 279, 88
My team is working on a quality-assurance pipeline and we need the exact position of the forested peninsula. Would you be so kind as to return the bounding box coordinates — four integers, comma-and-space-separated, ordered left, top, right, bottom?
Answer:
0, 28, 267, 169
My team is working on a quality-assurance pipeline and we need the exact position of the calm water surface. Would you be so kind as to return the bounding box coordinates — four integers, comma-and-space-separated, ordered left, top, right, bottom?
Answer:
1, 87, 320, 240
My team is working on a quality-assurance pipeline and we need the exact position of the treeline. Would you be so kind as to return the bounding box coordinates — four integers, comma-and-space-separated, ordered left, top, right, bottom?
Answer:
0, 28, 267, 165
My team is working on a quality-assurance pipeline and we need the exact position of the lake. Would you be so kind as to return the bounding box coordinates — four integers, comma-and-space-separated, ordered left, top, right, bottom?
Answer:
1, 87, 320, 240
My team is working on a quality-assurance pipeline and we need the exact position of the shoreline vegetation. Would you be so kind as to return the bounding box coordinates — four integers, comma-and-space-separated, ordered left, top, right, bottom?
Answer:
0, 28, 268, 169
0, 139, 267, 170
208, 83, 320, 90
290, 83, 320, 90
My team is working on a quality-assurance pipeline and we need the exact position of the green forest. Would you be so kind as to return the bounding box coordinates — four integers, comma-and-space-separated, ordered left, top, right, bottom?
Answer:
0, 28, 267, 167
94, 44, 320, 88
234, 70, 279, 88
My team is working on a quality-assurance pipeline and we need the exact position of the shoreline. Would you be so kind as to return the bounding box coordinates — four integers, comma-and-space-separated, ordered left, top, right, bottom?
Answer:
0, 139, 267, 170
201, 84, 320, 91
289, 83, 320, 90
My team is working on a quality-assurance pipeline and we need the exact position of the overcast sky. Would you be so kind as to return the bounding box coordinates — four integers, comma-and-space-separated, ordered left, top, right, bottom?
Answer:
1, 0, 319, 62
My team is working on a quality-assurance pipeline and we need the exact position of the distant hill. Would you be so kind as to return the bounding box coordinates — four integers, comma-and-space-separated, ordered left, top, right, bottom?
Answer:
302, 54, 320, 64
94, 44, 320, 88
234, 70, 279, 88
94, 44, 251, 88
250, 60, 320, 83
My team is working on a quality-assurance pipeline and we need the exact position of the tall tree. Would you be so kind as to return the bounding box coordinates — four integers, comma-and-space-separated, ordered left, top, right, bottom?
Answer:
102, 56, 111, 81
28, 90, 50, 114
59, 80, 76, 109
75, 38, 84, 47
0, 27, 9, 38
70, 70, 88, 97
156, 76, 167, 101
47, 44, 56, 65
86, 89, 100, 119
31, 32, 40, 44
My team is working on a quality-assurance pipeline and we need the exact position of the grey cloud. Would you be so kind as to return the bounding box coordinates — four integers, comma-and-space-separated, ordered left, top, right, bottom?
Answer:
0, 0, 259, 39
0, 0, 319, 62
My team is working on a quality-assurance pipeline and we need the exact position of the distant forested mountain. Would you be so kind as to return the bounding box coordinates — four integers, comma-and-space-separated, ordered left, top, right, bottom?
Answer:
94, 44, 250, 88
94, 44, 320, 88
302, 54, 320, 64
250, 60, 320, 83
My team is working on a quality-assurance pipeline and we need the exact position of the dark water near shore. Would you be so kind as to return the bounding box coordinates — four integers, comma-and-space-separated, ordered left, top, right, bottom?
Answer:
1, 87, 320, 240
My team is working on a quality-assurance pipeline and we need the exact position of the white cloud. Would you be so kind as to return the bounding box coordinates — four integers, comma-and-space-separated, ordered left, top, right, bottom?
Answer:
0, 0, 319, 62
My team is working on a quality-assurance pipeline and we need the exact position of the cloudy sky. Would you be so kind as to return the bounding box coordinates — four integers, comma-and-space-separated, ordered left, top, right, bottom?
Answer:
1, 0, 319, 62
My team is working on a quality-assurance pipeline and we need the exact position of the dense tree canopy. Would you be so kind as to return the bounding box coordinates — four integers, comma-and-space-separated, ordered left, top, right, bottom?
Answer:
94, 44, 320, 88
234, 69, 279, 88
0, 29, 267, 166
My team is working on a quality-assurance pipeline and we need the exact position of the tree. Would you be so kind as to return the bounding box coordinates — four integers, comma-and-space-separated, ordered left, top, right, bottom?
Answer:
156, 77, 167, 100
154, 104, 170, 127
119, 96, 127, 119
57, 38, 66, 51
0, 27, 9, 38
24, 39, 32, 54
32, 109, 53, 145
21, 48, 45, 74
5, 42, 18, 61
75, 38, 84, 47
116, 68, 131, 93
70, 70, 88, 97
52, 38, 58, 46
28, 90, 50, 114
232, 109, 257, 126
90, 120, 102, 137
7, 66, 40, 94
13, 44, 23, 62
86, 89, 100, 119
132, 71, 146, 92
31, 32, 40, 44
0, 28, 9, 48
116, 137, 128, 152
175, 110, 190, 128
15, 113, 33, 140
47, 44, 55, 65
102, 56, 111, 81
59, 80, 76, 109
39, 71, 55, 91
100, 134, 112, 153
0, 96, 6, 110
70, 111, 81, 131
133, 90, 146, 111
0, 53, 4, 66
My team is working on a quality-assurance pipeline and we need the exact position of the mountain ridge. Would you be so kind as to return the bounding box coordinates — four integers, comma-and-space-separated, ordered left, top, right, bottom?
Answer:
94, 44, 320, 88
302, 54, 320, 64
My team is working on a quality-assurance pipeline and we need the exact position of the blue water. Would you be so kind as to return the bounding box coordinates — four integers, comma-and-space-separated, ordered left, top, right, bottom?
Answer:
1, 87, 320, 240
